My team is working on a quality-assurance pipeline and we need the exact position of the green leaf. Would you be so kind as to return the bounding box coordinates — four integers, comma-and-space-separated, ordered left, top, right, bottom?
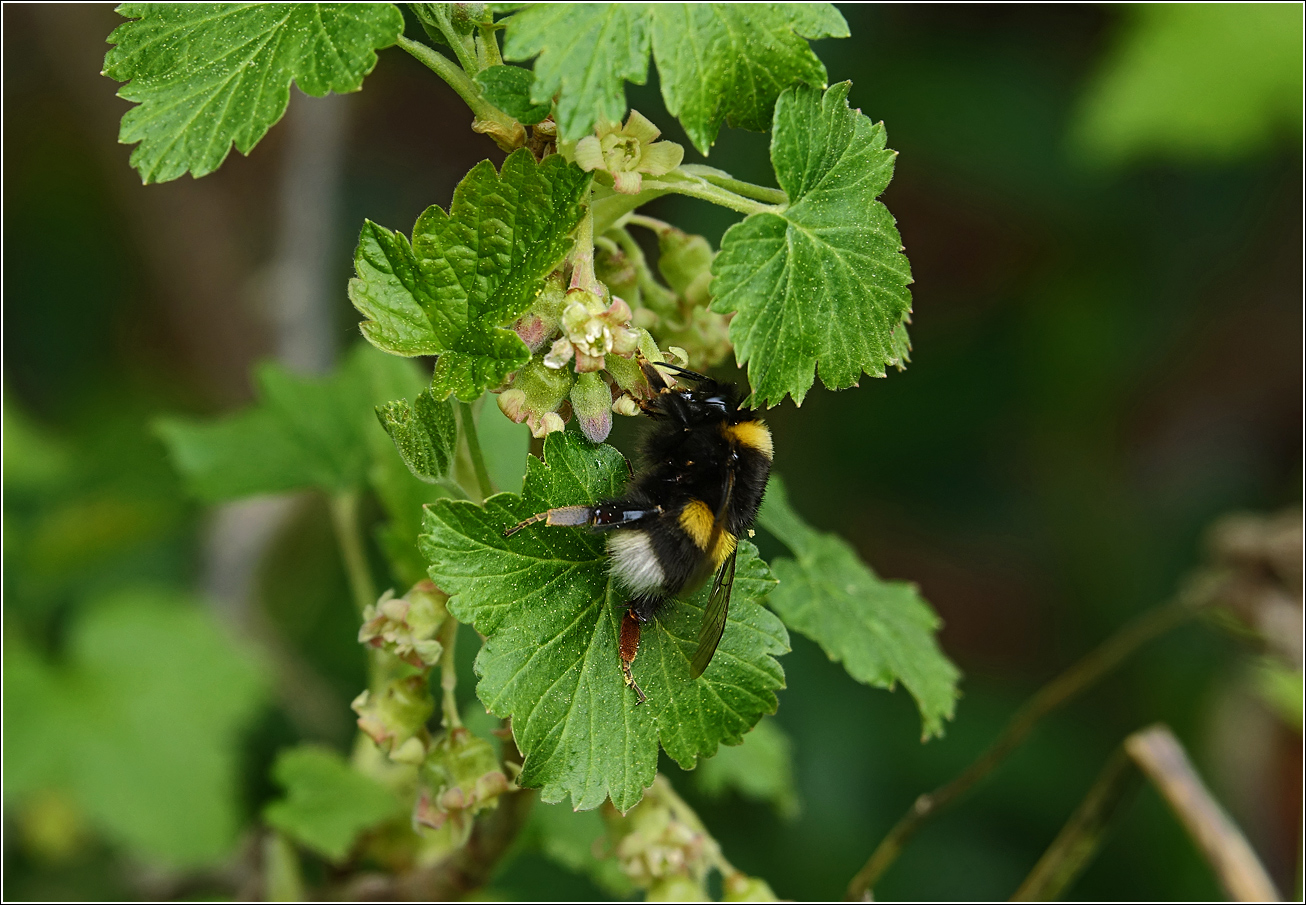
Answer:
1072, 5, 1303, 164
376, 389, 458, 484
476, 64, 552, 125
758, 478, 959, 740
693, 716, 798, 818
264, 744, 404, 861
104, 3, 404, 183
711, 82, 913, 407
420, 432, 787, 811
500, 4, 846, 148
157, 344, 425, 501
349, 149, 591, 401
501, 3, 652, 142
4, 589, 268, 868
650, 4, 847, 154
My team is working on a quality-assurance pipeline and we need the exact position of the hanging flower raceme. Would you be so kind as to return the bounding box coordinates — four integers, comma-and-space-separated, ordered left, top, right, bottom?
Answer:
573, 110, 684, 195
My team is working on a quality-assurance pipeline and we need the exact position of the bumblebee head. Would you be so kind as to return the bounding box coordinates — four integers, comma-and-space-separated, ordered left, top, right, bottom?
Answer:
643, 359, 754, 425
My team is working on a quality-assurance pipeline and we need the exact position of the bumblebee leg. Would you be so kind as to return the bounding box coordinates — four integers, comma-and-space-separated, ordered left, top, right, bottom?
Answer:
504, 505, 595, 537
619, 610, 647, 705
638, 356, 671, 393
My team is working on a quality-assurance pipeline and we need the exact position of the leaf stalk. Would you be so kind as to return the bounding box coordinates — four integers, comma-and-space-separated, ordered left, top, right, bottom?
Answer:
396, 35, 524, 150
644, 172, 781, 217
457, 401, 495, 502
679, 164, 788, 205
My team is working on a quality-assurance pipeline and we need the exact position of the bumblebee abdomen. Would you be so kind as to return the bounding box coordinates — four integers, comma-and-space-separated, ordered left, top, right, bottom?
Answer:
607, 530, 666, 597
677, 499, 738, 571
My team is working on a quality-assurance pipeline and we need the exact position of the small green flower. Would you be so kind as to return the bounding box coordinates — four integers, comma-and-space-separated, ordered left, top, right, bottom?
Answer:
544, 288, 639, 373
351, 676, 434, 758
574, 110, 684, 195
358, 582, 448, 669
412, 728, 511, 845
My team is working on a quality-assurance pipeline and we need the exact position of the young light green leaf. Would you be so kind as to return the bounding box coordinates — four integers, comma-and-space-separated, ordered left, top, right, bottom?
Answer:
500, 3, 652, 142
376, 389, 458, 484
476, 64, 552, 125
264, 744, 404, 862
650, 4, 847, 154
693, 716, 799, 818
4, 589, 267, 868
156, 345, 426, 500
758, 478, 959, 740
500, 4, 845, 148
711, 82, 913, 407
349, 149, 591, 401
104, 4, 404, 183
420, 432, 787, 812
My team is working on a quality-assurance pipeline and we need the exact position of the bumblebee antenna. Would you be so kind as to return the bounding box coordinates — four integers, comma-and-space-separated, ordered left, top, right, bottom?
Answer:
652, 361, 709, 382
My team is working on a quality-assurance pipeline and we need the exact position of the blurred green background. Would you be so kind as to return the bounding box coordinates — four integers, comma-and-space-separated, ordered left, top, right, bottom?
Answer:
3, 4, 1301, 900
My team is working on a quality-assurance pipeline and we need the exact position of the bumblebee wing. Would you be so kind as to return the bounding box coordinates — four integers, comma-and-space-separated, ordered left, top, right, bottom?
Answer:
690, 546, 736, 679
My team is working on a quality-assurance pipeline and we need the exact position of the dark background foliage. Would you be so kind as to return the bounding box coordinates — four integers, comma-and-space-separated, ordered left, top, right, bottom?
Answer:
4, 4, 1300, 900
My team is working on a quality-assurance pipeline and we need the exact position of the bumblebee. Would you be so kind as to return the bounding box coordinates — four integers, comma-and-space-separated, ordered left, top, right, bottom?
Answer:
505, 358, 773, 703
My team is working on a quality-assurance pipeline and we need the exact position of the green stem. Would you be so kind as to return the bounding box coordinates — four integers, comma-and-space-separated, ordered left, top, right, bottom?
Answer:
844, 572, 1228, 900
477, 25, 502, 68
679, 164, 787, 205
643, 174, 779, 217
457, 401, 494, 502
438, 617, 463, 729
329, 491, 378, 616
625, 213, 673, 235
422, 4, 480, 74
396, 35, 523, 150
609, 226, 677, 311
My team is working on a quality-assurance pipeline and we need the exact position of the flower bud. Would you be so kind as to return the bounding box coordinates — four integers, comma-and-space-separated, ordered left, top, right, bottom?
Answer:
513, 314, 553, 352
657, 228, 714, 305
497, 388, 528, 423
647, 875, 710, 901
596, 247, 640, 305
352, 675, 433, 757
535, 411, 566, 437
612, 395, 641, 417
571, 372, 613, 443
724, 873, 779, 901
